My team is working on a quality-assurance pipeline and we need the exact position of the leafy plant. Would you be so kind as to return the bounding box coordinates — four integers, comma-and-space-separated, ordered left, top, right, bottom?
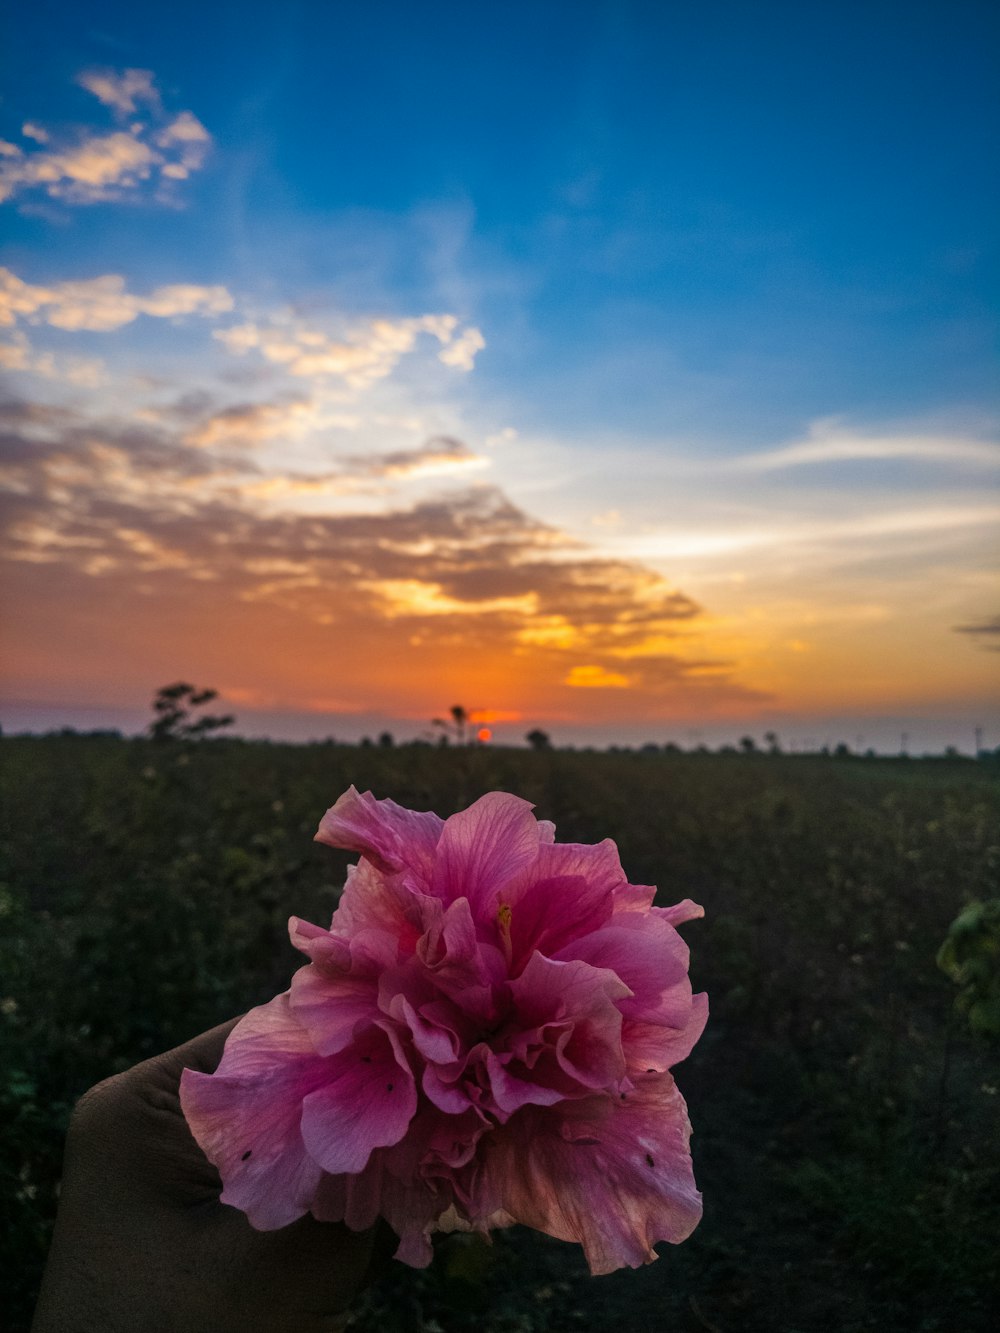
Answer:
937, 898, 1000, 1037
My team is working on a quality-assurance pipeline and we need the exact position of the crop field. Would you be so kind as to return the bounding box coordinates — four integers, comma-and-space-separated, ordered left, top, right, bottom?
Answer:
2, 737, 998, 1331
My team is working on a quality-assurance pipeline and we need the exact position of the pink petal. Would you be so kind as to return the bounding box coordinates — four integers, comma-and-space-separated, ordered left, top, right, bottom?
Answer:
431, 792, 542, 910
504, 953, 630, 1096
416, 895, 492, 991
312, 1156, 388, 1232
485, 1047, 567, 1115
288, 960, 380, 1056
623, 991, 709, 1072
179, 994, 326, 1230
397, 996, 463, 1065
553, 916, 692, 1024
486, 1074, 702, 1275
502, 839, 623, 969
315, 785, 444, 882
654, 899, 705, 927
288, 915, 352, 970
300, 1022, 417, 1175
329, 857, 428, 958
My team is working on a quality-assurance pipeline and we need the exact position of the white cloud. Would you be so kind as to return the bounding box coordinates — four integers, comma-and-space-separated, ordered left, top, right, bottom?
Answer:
0, 331, 106, 386
0, 267, 233, 332
736, 420, 1000, 471
616, 504, 1000, 563
437, 324, 485, 371
214, 312, 486, 389
76, 68, 161, 117
0, 132, 161, 205
154, 111, 211, 180
0, 69, 211, 206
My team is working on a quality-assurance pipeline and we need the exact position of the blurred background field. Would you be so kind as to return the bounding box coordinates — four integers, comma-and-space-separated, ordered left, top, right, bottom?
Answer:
2, 736, 998, 1331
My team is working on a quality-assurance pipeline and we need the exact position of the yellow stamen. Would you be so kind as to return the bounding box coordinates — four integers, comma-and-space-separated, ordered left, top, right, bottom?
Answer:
497, 902, 513, 963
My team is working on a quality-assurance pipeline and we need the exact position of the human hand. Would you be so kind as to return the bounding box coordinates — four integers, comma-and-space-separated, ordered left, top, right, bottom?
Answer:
31, 1019, 393, 1333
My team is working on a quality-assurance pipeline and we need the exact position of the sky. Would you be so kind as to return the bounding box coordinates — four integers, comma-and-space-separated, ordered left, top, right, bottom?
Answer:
1, 0, 998, 752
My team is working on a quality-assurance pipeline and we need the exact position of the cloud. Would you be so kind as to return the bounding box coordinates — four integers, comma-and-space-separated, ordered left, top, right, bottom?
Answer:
76, 68, 161, 117
736, 421, 1000, 471
0, 69, 211, 206
0, 394, 740, 715
0, 267, 233, 332
0, 133, 160, 205
437, 324, 485, 371
953, 615, 1000, 651
183, 397, 325, 449
342, 436, 488, 480
0, 330, 105, 386
618, 504, 1000, 563
154, 111, 211, 180
213, 312, 485, 388
565, 664, 630, 688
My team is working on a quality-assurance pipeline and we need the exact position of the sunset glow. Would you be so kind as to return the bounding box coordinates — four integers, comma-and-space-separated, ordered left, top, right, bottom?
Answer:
1, 2, 997, 751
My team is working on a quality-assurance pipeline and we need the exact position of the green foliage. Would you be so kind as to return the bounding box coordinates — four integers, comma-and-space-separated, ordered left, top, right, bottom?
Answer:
937, 899, 1000, 1037
2, 740, 998, 1331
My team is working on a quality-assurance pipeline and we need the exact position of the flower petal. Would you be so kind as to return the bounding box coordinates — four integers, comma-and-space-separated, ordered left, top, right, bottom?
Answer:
623, 991, 709, 1072
654, 899, 705, 927
289, 960, 379, 1056
505, 953, 630, 1095
487, 1074, 701, 1274
315, 785, 444, 882
300, 1022, 417, 1175
554, 915, 692, 1025
431, 792, 542, 910
179, 994, 326, 1230
501, 839, 624, 969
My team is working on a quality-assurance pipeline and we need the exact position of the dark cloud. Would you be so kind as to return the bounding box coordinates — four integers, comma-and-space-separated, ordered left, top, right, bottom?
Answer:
953, 615, 1000, 651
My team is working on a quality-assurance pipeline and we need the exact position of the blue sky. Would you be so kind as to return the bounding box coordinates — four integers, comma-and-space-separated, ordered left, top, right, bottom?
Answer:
1, 0, 998, 750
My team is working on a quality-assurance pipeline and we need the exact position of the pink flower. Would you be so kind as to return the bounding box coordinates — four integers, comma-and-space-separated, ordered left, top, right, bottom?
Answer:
180, 788, 707, 1274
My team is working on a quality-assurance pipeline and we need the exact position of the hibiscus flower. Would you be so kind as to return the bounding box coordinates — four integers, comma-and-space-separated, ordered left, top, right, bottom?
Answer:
181, 788, 707, 1274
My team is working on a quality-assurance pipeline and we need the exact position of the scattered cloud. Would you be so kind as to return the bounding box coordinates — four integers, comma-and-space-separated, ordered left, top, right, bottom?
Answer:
0, 267, 232, 332
76, 68, 160, 117
183, 396, 327, 449
953, 615, 1000, 651
0, 68, 211, 206
737, 420, 1000, 471
153, 111, 211, 180
618, 504, 1000, 564
214, 311, 485, 388
341, 436, 488, 480
437, 324, 485, 370
0, 330, 105, 386
565, 665, 630, 688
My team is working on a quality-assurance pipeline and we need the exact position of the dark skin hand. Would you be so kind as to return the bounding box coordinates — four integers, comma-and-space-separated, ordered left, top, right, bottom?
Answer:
31, 1020, 395, 1333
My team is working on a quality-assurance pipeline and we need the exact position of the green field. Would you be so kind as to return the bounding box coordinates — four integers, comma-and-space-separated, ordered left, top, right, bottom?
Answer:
2, 737, 998, 1331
